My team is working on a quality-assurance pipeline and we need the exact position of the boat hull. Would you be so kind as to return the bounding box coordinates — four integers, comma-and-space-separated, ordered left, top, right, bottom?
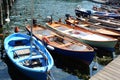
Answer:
4, 33, 54, 80
93, 12, 120, 19
11, 62, 47, 80
65, 34, 117, 51
43, 42, 95, 65
78, 38, 117, 51
90, 16, 120, 31
75, 6, 120, 19
65, 18, 120, 38
26, 25, 95, 65
46, 22, 117, 51
91, 0, 109, 4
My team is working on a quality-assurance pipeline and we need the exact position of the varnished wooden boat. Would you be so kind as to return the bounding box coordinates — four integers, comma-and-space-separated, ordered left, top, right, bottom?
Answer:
46, 21, 118, 51
90, 16, 120, 31
26, 25, 95, 65
65, 17, 120, 38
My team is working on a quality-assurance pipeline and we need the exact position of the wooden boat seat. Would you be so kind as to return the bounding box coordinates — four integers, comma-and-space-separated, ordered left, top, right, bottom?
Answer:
14, 49, 30, 56
13, 46, 35, 51
77, 24, 89, 27
62, 29, 73, 33
57, 42, 72, 48
91, 16, 99, 19
47, 35, 55, 38
94, 22, 101, 25
67, 19, 79, 24
28, 55, 43, 60
13, 46, 36, 58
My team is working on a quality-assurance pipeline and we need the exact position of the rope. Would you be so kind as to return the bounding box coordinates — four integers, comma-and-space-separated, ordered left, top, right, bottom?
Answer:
30, 0, 34, 56
33, 42, 48, 64
47, 70, 55, 80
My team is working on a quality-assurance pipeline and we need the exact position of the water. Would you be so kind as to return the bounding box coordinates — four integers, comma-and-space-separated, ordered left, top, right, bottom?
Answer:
9, 0, 99, 29
0, 0, 119, 80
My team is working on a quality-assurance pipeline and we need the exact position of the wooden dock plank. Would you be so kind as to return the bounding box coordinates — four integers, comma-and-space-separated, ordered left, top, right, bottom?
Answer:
97, 70, 117, 80
102, 68, 120, 79
90, 71, 112, 80
90, 55, 120, 80
104, 66, 120, 75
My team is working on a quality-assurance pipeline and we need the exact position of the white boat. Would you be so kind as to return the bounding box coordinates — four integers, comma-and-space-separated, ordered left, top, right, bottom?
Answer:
92, 0, 109, 4
46, 21, 118, 51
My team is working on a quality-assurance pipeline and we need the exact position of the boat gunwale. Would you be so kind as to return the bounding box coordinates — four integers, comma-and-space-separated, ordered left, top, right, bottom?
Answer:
26, 25, 94, 52
46, 22, 118, 42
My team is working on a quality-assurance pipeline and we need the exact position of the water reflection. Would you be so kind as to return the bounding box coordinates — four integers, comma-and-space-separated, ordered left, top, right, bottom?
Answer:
50, 51, 90, 80
3, 55, 33, 80
0, 47, 115, 80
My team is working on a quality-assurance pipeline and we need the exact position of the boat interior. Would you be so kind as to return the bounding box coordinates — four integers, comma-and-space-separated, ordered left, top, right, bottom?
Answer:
27, 25, 93, 51
52, 23, 117, 41
9, 39, 46, 68
46, 35, 90, 51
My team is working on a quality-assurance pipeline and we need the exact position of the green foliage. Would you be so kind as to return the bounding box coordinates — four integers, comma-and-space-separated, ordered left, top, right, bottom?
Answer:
97, 56, 113, 65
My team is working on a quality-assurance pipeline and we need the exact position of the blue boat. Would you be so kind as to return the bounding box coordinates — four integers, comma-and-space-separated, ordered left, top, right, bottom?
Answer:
75, 5, 120, 19
93, 12, 120, 19
4, 33, 54, 80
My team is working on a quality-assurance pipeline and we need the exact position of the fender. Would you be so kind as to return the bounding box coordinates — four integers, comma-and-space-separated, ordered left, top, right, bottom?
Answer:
42, 36, 50, 43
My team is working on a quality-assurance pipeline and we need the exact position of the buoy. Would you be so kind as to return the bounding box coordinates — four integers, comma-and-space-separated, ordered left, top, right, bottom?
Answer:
42, 36, 50, 43
14, 26, 19, 33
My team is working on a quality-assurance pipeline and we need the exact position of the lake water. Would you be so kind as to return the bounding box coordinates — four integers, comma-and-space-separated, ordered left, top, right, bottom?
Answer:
0, 0, 119, 80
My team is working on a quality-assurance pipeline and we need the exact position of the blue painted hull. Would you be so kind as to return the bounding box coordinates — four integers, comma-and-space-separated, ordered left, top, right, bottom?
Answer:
75, 9, 120, 19
34, 36, 95, 65
45, 43, 95, 65
4, 33, 54, 80
93, 12, 120, 19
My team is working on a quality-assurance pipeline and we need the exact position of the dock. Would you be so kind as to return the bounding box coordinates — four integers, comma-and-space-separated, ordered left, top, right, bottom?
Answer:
90, 55, 120, 80
0, 0, 15, 25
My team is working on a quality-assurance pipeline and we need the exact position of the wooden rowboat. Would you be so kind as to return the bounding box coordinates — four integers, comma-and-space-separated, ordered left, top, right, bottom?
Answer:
46, 21, 118, 51
4, 33, 54, 80
65, 17, 120, 38
90, 16, 120, 31
26, 25, 95, 65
